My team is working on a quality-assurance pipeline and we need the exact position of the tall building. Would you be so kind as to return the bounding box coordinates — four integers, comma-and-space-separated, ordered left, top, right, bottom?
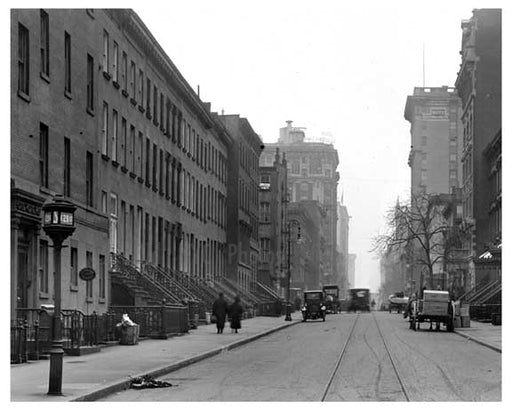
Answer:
455, 9, 501, 288
11, 9, 232, 318
336, 202, 350, 294
404, 86, 463, 196
348, 253, 357, 289
217, 114, 263, 292
258, 149, 288, 294
261, 121, 339, 286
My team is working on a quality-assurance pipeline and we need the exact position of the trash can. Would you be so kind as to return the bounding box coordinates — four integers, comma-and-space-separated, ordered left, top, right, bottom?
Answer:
120, 324, 139, 345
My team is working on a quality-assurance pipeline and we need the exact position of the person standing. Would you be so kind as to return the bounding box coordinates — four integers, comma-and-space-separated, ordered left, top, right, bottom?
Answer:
212, 293, 229, 334
229, 296, 244, 333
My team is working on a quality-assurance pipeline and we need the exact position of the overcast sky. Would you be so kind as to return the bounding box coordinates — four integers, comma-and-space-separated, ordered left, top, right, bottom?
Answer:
134, 0, 505, 293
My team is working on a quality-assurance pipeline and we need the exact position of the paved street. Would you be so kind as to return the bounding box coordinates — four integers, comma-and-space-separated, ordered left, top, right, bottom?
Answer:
101, 312, 501, 401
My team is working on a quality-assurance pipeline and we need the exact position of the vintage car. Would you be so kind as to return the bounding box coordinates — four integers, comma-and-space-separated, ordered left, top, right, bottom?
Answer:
323, 284, 340, 313
301, 290, 326, 322
347, 288, 370, 312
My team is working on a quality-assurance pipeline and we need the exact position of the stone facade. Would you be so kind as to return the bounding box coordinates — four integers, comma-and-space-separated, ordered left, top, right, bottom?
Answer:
455, 9, 501, 286
258, 149, 288, 295
261, 121, 339, 287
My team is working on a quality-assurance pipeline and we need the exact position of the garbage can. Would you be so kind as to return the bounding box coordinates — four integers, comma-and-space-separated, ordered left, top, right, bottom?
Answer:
120, 324, 140, 345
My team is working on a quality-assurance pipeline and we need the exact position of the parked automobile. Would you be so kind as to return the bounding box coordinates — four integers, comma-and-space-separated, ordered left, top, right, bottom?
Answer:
347, 288, 370, 312
301, 290, 326, 322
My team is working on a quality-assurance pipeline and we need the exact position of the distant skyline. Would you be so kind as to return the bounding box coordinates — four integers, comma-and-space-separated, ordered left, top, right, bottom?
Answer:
135, 1, 501, 292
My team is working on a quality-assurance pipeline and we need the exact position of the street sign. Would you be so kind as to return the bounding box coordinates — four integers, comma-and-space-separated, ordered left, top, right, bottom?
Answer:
79, 267, 96, 281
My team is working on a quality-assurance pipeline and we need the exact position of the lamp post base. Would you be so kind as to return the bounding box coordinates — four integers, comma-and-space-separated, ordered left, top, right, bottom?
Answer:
47, 342, 64, 395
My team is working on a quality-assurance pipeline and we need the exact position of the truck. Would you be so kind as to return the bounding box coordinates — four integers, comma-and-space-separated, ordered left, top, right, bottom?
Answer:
388, 291, 409, 313
409, 290, 454, 332
322, 284, 340, 314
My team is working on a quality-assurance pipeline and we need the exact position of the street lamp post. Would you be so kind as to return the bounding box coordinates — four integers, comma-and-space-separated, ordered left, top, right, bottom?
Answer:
285, 220, 301, 321
42, 195, 76, 396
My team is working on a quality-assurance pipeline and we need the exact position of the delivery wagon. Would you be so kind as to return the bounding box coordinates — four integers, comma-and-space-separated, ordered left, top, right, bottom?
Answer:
409, 290, 454, 332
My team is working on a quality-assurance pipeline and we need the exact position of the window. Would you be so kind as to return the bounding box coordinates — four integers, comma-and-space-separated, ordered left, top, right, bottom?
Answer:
101, 190, 107, 213
139, 132, 144, 176
145, 138, 151, 181
112, 110, 118, 162
122, 51, 127, 91
291, 162, 300, 174
260, 238, 270, 262
421, 135, 427, 146
70, 246, 78, 287
152, 143, 157, 187
64, 137, 70, 196
40, 10, 49, 77
64, 32, 71, 93
101, 102, 108, 155
86, 251, 93, 298
99, 255, 105, 299
121, 117, 127, 167
138, 69, 144, 103
39, 123, 49, 188
110, 194, 118, 253
153, 85, 158, 122
86, 151, 93, 206
260, 202, 270, 222
113, 42, 118, 83
159, 149, 164, 192
39, 240, 49, 294
160, 93, 164, 128
102, 31, 109, 74
86, 54, 94, 111
130, 125, 136, 172
18, 23, 30, 95
146, 78, 151, 113
130, 61, 136, 97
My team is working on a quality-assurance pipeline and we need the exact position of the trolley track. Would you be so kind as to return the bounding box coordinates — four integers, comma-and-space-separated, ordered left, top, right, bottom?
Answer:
320, 312, 410, 401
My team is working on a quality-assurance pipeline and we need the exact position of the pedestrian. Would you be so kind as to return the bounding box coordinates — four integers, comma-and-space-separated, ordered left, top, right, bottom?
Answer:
229, 296, 244, 333
212, 293, 229, 334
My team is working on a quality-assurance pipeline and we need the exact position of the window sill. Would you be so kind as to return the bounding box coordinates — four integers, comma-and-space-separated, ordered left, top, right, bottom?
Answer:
129, 172, 137, 179
86, 107, 95, 117
145, 181, 152, 188
138, 105, 145, 113
112, 160, 119, 168
98, 297, 106, 304
17, 90, 31, 103
101, 154, 110, 162
152, 187, 158, 193
39, 186, 52, 195
122, 90, 129, 98
86, 297, 93, 304
121, 166, 128, 174
70, 284, 78, 292
40, 72, 50, 84
39, 292, 50, 299
137, 177, 144, 184
130, 98, 137, 106
64, 89, 73, 100
113, 81, 120, 89
102, 71, 111, 81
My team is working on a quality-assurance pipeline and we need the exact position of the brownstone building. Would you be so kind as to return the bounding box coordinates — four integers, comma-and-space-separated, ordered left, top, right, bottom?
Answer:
217, 114, 263, 292
11, 9, 232, 319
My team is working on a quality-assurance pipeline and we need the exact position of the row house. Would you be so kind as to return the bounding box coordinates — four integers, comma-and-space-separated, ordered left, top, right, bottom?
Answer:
11, 9, 231, 318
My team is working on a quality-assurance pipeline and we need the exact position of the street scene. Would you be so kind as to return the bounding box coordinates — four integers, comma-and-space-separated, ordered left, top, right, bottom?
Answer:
10, 3, 502, 404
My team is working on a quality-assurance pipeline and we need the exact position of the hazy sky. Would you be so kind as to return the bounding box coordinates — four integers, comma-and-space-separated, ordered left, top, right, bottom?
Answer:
134, 0, 504, 293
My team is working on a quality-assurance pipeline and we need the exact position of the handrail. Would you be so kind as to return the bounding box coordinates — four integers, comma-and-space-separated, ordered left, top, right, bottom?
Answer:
142, 262, 198, 303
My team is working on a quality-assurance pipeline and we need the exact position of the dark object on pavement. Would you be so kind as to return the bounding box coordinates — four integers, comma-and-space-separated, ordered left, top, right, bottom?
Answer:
229, 296, 244, 333
130, 375, 173, 389
347, 288, 370, 312
212, 293, 229, 333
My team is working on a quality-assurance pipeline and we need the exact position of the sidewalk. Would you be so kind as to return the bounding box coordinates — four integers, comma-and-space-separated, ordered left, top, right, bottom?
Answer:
453, 320, 502, 353
11, 313, 302, 402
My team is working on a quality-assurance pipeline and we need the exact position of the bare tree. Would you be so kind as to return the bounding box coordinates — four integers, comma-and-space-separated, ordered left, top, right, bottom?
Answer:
373, 192, 452, 289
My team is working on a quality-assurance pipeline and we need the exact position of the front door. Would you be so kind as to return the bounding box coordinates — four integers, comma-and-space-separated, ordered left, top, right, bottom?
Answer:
16, 244, 29, 310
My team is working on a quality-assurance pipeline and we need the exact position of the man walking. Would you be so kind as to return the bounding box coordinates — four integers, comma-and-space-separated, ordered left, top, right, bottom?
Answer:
212, 293, 229, 334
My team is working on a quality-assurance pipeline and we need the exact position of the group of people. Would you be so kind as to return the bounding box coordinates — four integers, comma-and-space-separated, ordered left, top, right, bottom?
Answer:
211, 293, 244, 334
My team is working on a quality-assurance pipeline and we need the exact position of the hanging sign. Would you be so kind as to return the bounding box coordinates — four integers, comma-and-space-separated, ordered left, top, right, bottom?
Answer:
79, 267, 96, 281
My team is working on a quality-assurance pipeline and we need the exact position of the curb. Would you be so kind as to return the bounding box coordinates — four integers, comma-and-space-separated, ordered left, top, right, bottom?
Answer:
71, 319, 301, 401
453, 330, 501, 353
